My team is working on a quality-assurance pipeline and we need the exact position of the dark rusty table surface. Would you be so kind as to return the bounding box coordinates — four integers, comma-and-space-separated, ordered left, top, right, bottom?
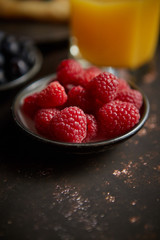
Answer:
0, 22, 160, 240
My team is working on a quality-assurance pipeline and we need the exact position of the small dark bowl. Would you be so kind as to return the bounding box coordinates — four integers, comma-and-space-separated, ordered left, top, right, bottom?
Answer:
12, 74, 150, 154
0, 47, 42, 91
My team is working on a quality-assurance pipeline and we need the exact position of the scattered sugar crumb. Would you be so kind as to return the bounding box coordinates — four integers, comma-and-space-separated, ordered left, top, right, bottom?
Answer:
113, 170, 121, 177
153, 165, 160, 172
129, 216, 140, 223
52, 184, 103, 232
7, 220, 12, 225
131, 200, 137, 206
105, 192, 115, 203
137, 128, 147, 137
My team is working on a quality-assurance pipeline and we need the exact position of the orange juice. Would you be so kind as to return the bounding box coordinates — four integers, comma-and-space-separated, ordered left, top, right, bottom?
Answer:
70, 0, 160, 69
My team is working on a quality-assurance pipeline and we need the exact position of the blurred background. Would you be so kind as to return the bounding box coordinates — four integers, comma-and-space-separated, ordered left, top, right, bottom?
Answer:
0, 0, 70, 43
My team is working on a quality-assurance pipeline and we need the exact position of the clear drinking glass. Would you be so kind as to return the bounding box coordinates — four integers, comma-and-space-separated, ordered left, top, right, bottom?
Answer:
69, 0, 160, 79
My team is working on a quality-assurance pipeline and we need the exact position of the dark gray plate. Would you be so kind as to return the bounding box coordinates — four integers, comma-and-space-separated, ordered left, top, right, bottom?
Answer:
0, 47, 42, 91
12, 74, 150, 154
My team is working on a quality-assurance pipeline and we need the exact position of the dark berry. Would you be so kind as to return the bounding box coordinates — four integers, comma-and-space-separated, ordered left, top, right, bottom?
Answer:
8, 57, 29, 80
2, 35, 20, 57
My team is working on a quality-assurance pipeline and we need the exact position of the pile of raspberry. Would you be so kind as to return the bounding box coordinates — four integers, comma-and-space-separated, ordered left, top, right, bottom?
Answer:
22, 59, 143, 143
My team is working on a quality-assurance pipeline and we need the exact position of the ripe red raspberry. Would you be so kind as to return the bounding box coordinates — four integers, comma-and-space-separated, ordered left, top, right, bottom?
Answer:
77, 66, 102, 88
118, 78, 130, 91
98, 100, 140, 139
88, 72, 119, 104
115, 88, 143, 110
50, 106, 87, 143
67, 86, 91, 113
22, 93, 39, 119
57, 59, 83, 86
84, 114, 98, 142
35, 108, 59, 137
36, 81, 67, 108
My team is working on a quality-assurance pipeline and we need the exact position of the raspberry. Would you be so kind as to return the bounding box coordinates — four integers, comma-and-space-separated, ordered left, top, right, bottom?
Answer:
36, 81, 67, 108
98, 100, 140, 139
67, 86, 91, 113
88, 72, 119, 104
50, 106, 87, 143
22, 93, 39, 119
77, 66, 102, 88
34, 108, 59, 137
115, 88, 143, 110
118, 78, 130, 91
57, 59, 83, 86
84, 114, 98, 142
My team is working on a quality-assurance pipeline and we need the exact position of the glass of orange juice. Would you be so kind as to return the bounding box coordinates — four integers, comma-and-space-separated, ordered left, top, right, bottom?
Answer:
69, 0, 160, 76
